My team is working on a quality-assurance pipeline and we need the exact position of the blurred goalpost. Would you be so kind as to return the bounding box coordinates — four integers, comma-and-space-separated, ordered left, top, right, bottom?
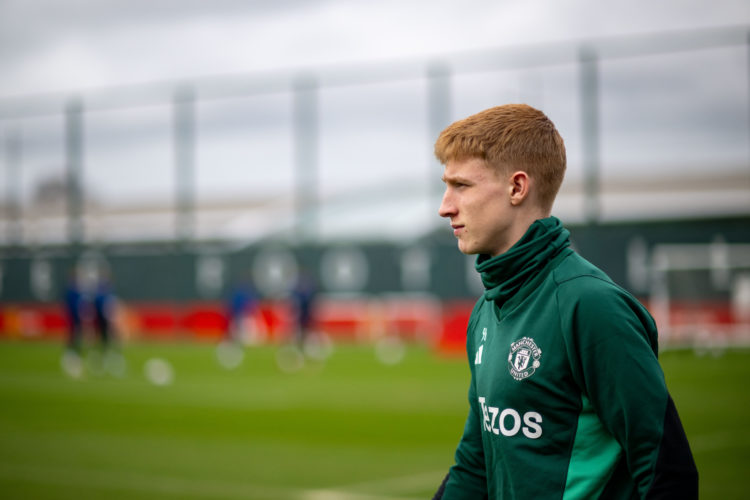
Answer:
648, 239, 750, 349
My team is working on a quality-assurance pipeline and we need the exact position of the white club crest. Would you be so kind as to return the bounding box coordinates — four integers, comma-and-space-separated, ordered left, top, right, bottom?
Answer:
507, 337, 541, 380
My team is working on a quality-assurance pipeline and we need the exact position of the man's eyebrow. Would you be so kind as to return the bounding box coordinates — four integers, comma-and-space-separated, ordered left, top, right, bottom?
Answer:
441, 174, 471, 184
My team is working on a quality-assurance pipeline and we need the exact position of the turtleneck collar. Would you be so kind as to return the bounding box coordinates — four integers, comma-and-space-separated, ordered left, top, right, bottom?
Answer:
475, 216, 570, 305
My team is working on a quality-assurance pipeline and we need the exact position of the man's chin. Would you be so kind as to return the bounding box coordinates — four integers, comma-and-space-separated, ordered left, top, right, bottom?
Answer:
457, 241, 479, 255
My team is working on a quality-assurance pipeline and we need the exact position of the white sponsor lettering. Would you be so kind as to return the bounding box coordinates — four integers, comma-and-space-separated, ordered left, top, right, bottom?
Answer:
489, 406, 500, 435
478, 397, 543, 439
523, 411, 543, 439
499, 408, 521, 436
479, 397, 491, 432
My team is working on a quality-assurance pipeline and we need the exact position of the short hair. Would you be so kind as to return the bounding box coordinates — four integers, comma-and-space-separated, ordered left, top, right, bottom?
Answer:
434, 104, 566, 212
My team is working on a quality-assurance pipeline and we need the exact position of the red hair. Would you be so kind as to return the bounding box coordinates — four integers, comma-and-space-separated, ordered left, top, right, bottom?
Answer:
435, 104, 566, 211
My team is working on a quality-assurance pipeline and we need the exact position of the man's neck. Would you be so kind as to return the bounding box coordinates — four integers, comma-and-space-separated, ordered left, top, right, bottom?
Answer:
492, 209, 550, 257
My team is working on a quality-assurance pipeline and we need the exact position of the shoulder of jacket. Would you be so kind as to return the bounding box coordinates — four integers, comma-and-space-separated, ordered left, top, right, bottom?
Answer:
549, 252, 631, 311
551, 251, 614, 288
550, 253, 648, 319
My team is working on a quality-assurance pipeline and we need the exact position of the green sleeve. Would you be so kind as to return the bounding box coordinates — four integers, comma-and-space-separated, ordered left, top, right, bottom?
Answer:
442, 298, 488, 499
442, 377, 488, 499
558, 277, 666, 498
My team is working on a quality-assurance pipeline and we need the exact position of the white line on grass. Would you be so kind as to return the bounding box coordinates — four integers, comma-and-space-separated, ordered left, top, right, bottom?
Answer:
325, 470, 445, 494
300, 470, 446, 500
300, 491, 424, 500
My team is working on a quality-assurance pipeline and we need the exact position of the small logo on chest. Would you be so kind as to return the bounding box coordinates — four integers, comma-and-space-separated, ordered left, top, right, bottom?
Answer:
508, 337, 541, 380
474, 328, 488, 365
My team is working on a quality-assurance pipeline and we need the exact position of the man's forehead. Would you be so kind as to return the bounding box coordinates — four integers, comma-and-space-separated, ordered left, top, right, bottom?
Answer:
443, 157, 497, 180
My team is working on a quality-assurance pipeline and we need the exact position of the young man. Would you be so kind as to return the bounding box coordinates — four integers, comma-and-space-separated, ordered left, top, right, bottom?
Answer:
432, 104, 698, 499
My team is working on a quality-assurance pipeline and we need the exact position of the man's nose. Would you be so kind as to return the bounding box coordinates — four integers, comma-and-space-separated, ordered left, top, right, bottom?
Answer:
438, 189, 455, 218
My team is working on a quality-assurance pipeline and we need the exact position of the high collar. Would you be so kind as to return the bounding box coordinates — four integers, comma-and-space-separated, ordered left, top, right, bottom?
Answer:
475, 216, 570, 305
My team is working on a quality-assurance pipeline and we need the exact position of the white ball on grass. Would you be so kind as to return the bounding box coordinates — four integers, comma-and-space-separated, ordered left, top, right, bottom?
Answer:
375, 336, 406, 366
216, 341, 245, 370
143, 358, 174, 386
303, 333, 334, 362
276, 345, 305, 373
60, 350, 84, 379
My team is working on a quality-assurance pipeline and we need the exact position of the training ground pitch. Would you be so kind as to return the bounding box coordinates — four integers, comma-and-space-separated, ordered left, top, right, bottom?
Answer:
0, 341, 748, 499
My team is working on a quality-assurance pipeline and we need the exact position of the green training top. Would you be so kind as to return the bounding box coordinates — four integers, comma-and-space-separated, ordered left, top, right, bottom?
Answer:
437, 217, 697, 499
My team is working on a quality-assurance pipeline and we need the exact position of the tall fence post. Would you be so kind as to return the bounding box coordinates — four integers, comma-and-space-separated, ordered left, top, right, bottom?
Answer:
65, 98, 85, 248
747, 30, 750, 174
579, 46, 601, 225
293, 75, 319, 242
4, 128, 22, 246
427, 63, 452, 212
174, 86, 196, 243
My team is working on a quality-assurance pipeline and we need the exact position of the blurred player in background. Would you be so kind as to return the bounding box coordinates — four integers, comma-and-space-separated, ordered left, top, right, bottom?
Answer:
432, 104, 698, 499
93, 271, 116, 348
217, 274, 260, 370
63, 268, 84, 354
91, 270, 126, 377
290, 269, 317, 349
61, 267, 124, 377
276, 268, 327, 372
225, 274, 260, 344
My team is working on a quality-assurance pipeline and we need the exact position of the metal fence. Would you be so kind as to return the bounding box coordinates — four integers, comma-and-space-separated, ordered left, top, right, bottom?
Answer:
1, 26, 748, 248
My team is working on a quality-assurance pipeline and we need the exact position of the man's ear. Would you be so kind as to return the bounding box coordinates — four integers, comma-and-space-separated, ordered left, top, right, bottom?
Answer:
509, 171, 530, 206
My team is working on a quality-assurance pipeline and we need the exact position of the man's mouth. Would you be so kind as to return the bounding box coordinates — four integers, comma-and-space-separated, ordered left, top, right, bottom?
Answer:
451, 224, 464, 236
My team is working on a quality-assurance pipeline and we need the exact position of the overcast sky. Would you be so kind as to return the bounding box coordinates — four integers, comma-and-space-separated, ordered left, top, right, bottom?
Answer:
0, 0, 749, 242
1, 0, 747, 96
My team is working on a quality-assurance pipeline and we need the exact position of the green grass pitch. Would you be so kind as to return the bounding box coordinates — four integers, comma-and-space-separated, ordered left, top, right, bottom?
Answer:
0, 340, 748, 499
